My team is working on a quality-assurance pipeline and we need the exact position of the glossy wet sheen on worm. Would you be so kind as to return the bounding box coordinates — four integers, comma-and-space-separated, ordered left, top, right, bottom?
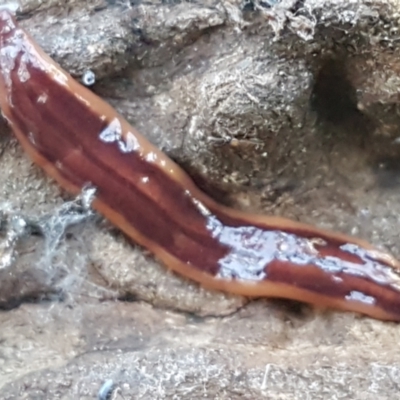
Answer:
1, 10, 400, 321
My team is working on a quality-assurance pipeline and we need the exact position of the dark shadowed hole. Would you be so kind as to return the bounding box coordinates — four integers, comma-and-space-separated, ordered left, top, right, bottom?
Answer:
311, 59, 400, 194
118, 292, 139, 303
311, 59, 360, 124
311, 58, 375, 144
269, 298, 309, 318
0, 291, 64, 310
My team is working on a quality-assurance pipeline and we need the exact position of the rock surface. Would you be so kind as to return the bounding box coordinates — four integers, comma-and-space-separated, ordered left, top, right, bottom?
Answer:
1, 0, 400, 398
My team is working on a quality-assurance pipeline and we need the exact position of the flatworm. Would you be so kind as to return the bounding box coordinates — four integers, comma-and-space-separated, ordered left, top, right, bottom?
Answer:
0, 10, 400, 321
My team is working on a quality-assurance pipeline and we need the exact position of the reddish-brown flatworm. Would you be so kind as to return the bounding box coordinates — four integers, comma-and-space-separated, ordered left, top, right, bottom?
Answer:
1, 10, 400, 321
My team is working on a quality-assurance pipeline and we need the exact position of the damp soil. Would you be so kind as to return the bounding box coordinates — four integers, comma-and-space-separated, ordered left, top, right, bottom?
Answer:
1, 0, 400, 399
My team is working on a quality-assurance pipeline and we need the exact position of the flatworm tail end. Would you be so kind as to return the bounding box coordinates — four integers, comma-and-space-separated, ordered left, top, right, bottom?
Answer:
1, 10, 400, 321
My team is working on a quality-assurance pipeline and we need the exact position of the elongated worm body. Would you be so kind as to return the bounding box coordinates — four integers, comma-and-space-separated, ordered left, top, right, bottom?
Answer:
1, 10, 400, 321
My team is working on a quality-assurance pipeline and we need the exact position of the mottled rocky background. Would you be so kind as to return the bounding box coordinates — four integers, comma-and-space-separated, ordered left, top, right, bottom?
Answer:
1, 0, 400, 398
